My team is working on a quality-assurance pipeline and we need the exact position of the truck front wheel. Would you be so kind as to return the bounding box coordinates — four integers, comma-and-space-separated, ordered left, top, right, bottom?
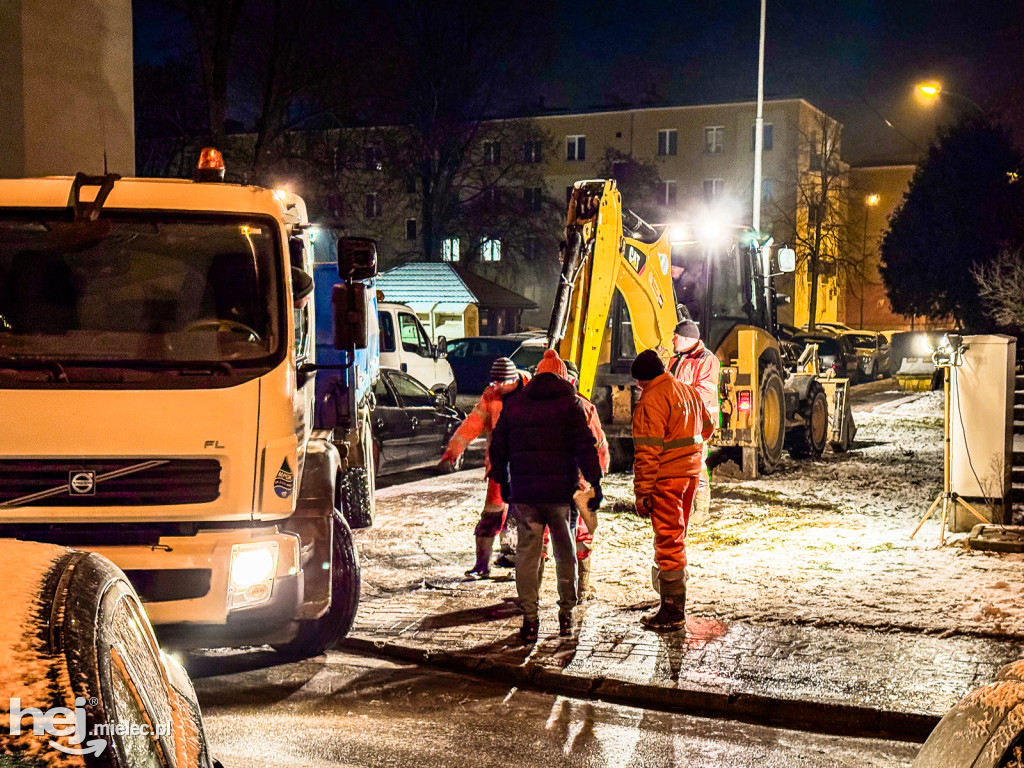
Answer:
275, 509, 360, 659
786, 382, 828, 459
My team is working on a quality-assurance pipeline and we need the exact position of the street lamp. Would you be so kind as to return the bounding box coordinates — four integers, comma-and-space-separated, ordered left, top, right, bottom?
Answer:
859, 194, 880, 328
916, 82, 984, 114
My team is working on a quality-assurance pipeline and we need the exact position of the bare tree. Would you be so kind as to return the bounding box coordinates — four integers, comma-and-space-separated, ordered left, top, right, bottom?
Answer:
770, 112, 849, 331
973, 249, 1024, 329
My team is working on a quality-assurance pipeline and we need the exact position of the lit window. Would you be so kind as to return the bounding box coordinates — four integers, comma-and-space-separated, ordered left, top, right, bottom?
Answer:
657, 129, 678, 156
567, 135, 586, 161
481, 238, 502, 262
659, 180, 677, 207
704, 126, 724, 154
406, 219, 417, 241
483, 141, 501, 165
702, 179, 724, 203
751, 123, 773, 151
364, 192, 382, 219
442, 237, 460, 262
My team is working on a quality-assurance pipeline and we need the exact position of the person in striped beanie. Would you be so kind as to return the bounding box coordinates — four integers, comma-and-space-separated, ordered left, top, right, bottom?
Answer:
439, 356, 529, 578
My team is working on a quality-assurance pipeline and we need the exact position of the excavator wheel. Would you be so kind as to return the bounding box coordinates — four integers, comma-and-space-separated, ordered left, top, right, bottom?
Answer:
786, 382, 828, 459
757, 363, 786, 474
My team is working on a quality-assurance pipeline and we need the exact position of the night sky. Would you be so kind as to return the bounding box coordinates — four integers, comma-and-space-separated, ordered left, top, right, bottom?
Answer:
134, 0, 1024, 165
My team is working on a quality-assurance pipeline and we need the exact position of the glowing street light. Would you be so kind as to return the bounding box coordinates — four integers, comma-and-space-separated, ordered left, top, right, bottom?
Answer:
915, 81, 984, 114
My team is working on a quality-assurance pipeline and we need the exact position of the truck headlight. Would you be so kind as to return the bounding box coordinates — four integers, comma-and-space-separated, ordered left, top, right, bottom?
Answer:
228, 541, 279, 609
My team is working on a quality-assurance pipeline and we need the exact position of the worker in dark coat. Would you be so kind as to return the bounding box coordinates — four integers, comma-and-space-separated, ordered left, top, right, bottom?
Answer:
489, 351, 603, 643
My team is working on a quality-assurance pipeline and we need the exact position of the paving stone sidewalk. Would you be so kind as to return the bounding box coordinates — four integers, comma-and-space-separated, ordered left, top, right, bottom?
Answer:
343, 569, 1024, 741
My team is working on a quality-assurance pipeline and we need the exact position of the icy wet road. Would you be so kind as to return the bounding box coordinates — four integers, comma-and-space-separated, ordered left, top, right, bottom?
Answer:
190, 650, 919, 767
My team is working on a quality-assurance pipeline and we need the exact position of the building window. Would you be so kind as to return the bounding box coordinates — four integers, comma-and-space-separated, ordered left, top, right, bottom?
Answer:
483, 187, 501, 210
524, 238, 541, 261
659, 180, 677, 207
364, 192, 382, 219
702, 179, 724, 203
704, 126, 725, 154
364, 145, 382, 171
406, 173, 417, 194
483, 141, 501, 165
567, 135, 586, 161
523, 187, 543, 212
522, 140, 543, 163
481, 238, 501, 262
761, 179, 776, 202
442, 237, 460, 262
657, 128, 678, 156
406, 219, 417, 241
751, 123, 773, 151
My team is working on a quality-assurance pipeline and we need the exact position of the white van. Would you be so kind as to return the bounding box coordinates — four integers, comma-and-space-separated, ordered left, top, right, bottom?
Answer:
378, 302, 457, 404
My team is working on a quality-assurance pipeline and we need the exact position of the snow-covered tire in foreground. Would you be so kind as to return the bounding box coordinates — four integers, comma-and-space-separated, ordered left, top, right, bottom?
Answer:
275, 509, 360, 659
339, 466, 373, 530
757, 363, 786, 474
786, 382, 828, 459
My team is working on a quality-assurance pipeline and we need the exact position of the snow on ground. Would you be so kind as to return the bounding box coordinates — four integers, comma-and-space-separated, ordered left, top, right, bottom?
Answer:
364, 386, 1024, 640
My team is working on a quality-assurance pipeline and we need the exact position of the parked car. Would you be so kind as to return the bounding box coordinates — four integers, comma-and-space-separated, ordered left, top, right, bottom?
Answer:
371, 367, 468, 475
444, 336, 524, 395
806, 322, 854, 335
0, 539, 219, 767
789, 332, 860, 381
378, 302, 457, 404
509, 336, 581, 382
776, 323, 802, 341
841, 330, 891, 379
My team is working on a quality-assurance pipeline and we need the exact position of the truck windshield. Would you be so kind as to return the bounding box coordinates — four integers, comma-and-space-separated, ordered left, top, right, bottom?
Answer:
0, 211, 282, 366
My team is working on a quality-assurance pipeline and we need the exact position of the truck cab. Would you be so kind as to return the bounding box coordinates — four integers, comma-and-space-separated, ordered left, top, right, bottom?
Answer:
377, 301, 457, 404
0, 168, 376, 656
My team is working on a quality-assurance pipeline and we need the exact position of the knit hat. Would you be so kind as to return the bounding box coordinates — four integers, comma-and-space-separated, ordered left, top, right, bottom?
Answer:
489, 357, 519, 383
630, 349, 666, 381
673, 318, 700, 338
536, 349, 568, 379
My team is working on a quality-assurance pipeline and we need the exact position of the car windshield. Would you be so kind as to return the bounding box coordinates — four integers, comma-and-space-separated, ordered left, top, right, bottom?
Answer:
846, 334, 877, 348
0, 211, 283, 367
510, 344, 545, 369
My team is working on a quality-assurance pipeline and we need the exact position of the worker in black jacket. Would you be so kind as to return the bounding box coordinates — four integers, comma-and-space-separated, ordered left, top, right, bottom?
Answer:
490, 350, 603, 643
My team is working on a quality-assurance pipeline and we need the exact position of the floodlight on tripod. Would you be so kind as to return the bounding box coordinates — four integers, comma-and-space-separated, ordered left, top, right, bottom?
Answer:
910, 334, 989, 543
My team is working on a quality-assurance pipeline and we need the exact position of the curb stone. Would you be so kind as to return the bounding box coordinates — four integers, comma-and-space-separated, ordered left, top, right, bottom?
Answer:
341, 635, 939, 743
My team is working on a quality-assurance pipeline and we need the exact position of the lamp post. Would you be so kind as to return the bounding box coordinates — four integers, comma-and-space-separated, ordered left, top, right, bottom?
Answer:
917, 82, 984, 115
859, 193, 880, 328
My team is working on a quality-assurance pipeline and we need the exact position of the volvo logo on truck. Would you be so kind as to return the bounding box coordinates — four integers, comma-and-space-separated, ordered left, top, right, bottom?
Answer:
69, 471, 96, 495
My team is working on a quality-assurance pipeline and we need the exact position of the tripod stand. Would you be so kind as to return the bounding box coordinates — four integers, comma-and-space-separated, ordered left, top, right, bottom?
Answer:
910, 357, 989, 545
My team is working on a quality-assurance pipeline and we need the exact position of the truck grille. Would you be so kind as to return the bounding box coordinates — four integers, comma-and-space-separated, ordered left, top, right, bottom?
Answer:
0, 459, 221, 507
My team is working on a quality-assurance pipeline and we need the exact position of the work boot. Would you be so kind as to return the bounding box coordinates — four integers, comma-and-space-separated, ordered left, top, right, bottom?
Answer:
577, 557, 593, 602
464, 536, 495, 579
558, 611, 575, 637
519, 617, 540, 644
640, 576, 686, 632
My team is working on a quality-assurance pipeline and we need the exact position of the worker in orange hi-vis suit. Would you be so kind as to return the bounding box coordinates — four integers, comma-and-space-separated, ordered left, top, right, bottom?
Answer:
630, 349, 715, 632
438, 357, 529, 579
667, 312, 721, 522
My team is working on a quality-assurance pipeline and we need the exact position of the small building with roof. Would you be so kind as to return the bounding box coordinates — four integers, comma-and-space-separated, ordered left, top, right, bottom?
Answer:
376, 263, 537, 341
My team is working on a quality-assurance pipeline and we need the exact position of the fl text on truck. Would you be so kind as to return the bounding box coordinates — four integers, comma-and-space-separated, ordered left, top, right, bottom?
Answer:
0, 150, 377, 656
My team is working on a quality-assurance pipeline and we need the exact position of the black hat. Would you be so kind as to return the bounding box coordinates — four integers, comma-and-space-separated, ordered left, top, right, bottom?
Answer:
630, 349, 666, 381
489, 357, 519, 383
673, 319, 700, 338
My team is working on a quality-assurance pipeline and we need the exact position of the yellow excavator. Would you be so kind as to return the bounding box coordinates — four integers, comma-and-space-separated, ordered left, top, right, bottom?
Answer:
547, 179, 854, 477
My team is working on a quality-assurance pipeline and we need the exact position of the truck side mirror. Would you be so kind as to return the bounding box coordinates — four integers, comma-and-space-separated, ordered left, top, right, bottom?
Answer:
435, 335, 448, 359
338, 237, 378, 280
332, 283, 368, 350
777, 247, 796, 273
